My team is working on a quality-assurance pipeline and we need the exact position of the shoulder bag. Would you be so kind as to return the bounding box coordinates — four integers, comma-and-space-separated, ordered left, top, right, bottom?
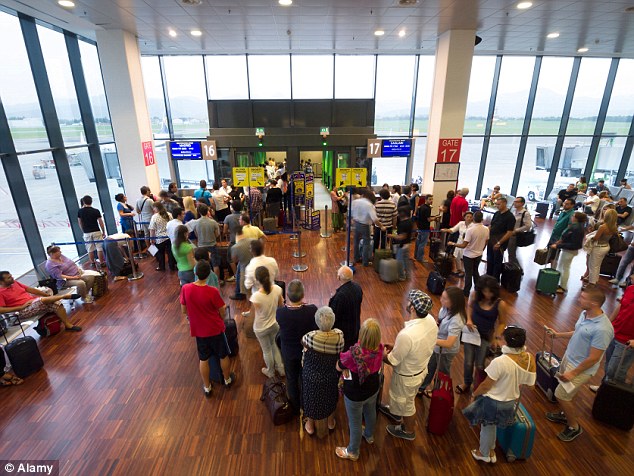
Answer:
515, 212, 536, 247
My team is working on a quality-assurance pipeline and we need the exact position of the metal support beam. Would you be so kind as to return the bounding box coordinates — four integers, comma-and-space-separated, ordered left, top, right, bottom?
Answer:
475, 55, 502, 200
545, 57, 581, 197
615, 114, 634, 185
19, 14, 86, 255
583, 58, 620, 180
511, 56, 542, 197
65, 32, 117, 234
405, 55, 420, 185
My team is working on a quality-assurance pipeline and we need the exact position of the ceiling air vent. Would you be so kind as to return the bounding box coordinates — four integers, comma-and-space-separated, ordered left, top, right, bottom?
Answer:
181, 0, 202, 5
398, 0, 418, 6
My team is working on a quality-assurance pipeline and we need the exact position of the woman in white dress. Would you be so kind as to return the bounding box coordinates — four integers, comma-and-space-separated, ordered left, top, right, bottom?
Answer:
441, 211, 473, 278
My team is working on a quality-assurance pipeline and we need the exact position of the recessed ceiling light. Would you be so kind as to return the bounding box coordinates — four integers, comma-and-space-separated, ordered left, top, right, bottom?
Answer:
374, 30, 385, 36
191, 30, 202, 37
547, 32, 560, 39
399, 29, 406, 38
577, 47, 589, 53
517, 2, 533, 9
279, 0, 293, 5
168, 29, 177, 37
58, 0, 75, 7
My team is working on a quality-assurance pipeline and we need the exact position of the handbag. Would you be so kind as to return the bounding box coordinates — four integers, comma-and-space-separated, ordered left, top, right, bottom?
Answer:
609, 233, 628, 253
37, 278, 58, 295
583, 231, 597, 253
260, 376, 294, 425
514, 212, 536, 247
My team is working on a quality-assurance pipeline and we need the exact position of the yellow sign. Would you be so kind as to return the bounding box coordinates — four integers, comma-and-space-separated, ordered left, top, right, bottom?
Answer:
248, 167, 265, 187
232, 167, 248, 187
336, 168, 367, 188
294, 178, 305, 195
305, 182, 314, 199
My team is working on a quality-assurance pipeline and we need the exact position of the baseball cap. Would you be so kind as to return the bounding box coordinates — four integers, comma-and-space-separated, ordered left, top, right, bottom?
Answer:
408, 289, 432, 315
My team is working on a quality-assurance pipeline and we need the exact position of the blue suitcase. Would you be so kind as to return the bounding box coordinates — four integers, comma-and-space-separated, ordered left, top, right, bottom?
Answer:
497, 403, 535, 461
536, 327, 560, 403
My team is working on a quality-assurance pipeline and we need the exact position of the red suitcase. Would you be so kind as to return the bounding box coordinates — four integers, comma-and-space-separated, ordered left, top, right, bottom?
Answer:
427, 370, 454, 435
34, 313, 62, 337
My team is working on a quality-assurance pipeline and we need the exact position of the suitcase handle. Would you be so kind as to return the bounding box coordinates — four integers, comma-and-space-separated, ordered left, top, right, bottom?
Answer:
542, 325, 556, 359
613, 346, 634, 384
1, 312, 28, 345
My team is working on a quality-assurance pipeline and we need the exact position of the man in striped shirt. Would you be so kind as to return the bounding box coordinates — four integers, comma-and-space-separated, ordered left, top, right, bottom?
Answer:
375, 189, 397, 250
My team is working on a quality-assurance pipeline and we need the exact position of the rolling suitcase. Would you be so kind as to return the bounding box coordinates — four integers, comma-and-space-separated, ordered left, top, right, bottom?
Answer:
379, 258, 399, 283
374, 230, 392, 273
427, 355, 454, 435
591, 349, 634, 431
426, 271, 446, 295
224, 308, 239, 357
263, 217, 277, 233
497, 403, 536, 461
501, 262, 522, 293
435, 253, 454, 278
2, 313, 44, 379
535, 327, 560, 403
34, 313, 62, 337
533, 248, 550, 266
600, 253, 621, 277
209, 354, 224, 383
536, 268, 560, 296
429, 238, 442, 261
535, 201, 549, 219
91, 271, 108, 298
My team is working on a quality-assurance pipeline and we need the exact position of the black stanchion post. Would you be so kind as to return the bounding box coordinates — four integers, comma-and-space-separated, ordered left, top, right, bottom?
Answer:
320, 205, 331, 238
125, 236, 144, 281
290, 178, 298, 240
292, 229, 308, 272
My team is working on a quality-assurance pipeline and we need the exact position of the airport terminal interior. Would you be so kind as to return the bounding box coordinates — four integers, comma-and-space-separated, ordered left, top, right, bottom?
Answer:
0, 0, 633, 475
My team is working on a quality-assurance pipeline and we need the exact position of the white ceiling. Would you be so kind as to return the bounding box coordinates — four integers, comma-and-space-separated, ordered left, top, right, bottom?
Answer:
2, 0, 634, 57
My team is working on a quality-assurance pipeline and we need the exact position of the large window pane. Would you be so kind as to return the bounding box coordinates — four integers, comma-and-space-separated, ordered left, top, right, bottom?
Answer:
529, 57, 573, 135
554, 136, 593, 185
292, 55, 333, 99
374, 56, 416, 137
37, 25, 84, 147
78, 40, 114, 142
457, 137, 484, 197
413, 56, 435, 135
140, 56, 169, 139
335, 55, 375, 99
490, 57, 535, 135
603, 59, 634, 136
626, 146, 634, 182
481, 137, 521, 196
370, 157, 407, 186
18, 152, 77, 259
205, 55, 249, 100
176, 151, 223, 188
153, 140, 174, 188
464, 56, 496, 135
566, 58, 611, 136
0, 11, 49, 152
163, 56, 209, 138
99, 144, 125, 223
517, 137, 558, 202
590, 136, 627, 183
0, 165, 32, 276
248, 55, 291, 99
410, 137, 427, 185
66, 147, 102, 213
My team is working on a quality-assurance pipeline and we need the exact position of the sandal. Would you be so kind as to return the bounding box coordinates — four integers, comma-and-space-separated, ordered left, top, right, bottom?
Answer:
455, 384, 471, 395
0, 376, 23, 387
423, 389, 433, 399
335, 447, 359, 461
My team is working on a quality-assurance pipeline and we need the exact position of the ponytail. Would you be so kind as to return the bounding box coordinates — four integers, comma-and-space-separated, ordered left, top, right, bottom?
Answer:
255, 266, 272, 294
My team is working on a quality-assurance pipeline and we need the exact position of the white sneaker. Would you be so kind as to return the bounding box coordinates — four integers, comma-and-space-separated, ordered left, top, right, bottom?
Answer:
609, 278, 619, 285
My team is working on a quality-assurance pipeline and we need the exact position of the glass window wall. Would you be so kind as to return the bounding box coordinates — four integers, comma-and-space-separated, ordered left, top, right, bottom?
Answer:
248, 55, 291, 99
463, 57, 496, 135
370, 157, 408, 187
481, 136, 522, 195
410, 137, 427, 185
292, 55, 334, 99
490, 57, 535, 135
78, 41, 114, 142
140, 57, 169, 139
517, 136, 558, 201
374, 56, 416, 137
566, 58, 611, 136
602, 59, 634, 136
412, 56, 435, 136
205, 55, 249, 100
529, 57, 574, 135
163, 56, 209, 138
0, 165, 32, 276
457, 137, 485, 195
334, 55, 375, 99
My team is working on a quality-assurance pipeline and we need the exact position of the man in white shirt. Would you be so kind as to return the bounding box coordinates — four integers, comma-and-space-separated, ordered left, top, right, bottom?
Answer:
583, 188, 600, 215
211, 182, 230, 224
166, 207, 184, 243
243, 239, 279, 293
379, 290, 438, 441
507, 197, 533, 268
449, 211, 489, 297
220, 178, 232, 196
351, 189, 386, 267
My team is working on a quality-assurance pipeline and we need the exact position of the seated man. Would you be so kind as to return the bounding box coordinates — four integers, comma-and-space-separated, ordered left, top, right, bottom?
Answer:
583, 188, 600, 215
616, 197, 632, 225
0, 271, 82, 332
45, 245, 99, 303
550, 184, 577, 219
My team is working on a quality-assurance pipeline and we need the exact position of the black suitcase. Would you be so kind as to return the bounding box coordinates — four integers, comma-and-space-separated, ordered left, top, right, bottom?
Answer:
426, 271, 446, 295
501, 262, 522, 293
535, 201, 549, 219
209, 354, 224, 383
535, 327, 560, 403
2, 314, 44, 379
591, 349, 634, 431
224, 307, 239, 357
435, 253, 453, 278
274, 279, 286, 303
429, 238, 442, 261
600, 253, 621, 277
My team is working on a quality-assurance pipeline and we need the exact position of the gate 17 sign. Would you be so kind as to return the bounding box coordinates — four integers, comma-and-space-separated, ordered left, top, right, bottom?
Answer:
437, 138, 462, 163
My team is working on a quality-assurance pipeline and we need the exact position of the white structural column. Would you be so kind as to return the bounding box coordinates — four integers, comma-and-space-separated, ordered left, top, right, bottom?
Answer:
96, 29, 159, 198
422, 29, 475, 201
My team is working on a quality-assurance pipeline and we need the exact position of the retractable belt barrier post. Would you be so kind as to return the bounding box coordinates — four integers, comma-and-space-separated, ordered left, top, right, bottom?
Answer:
134, 220, 149, 259
320, 205, 331, 238
292, 229, 308, 272
124, 236, 144, 281
290, 184, 298, 240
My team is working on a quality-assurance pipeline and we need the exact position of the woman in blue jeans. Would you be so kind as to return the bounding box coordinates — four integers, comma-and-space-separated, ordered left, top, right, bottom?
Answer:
335, 319, 383, 461
456, 276, 508, 394
463, 326, 536, 463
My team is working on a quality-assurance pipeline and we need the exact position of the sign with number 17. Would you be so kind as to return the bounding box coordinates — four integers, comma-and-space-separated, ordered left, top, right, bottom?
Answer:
437, 138, 462, 163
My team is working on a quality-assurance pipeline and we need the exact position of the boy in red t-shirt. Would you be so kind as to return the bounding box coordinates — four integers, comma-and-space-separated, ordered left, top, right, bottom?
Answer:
180, 260, 236, 397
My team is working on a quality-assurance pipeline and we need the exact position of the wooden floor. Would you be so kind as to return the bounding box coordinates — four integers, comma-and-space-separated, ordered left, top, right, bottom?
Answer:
1, 216, 632, 476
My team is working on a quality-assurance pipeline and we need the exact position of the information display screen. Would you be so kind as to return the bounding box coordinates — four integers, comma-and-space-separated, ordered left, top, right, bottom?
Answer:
168, 141, 202, 160
381, 139, 412, 157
